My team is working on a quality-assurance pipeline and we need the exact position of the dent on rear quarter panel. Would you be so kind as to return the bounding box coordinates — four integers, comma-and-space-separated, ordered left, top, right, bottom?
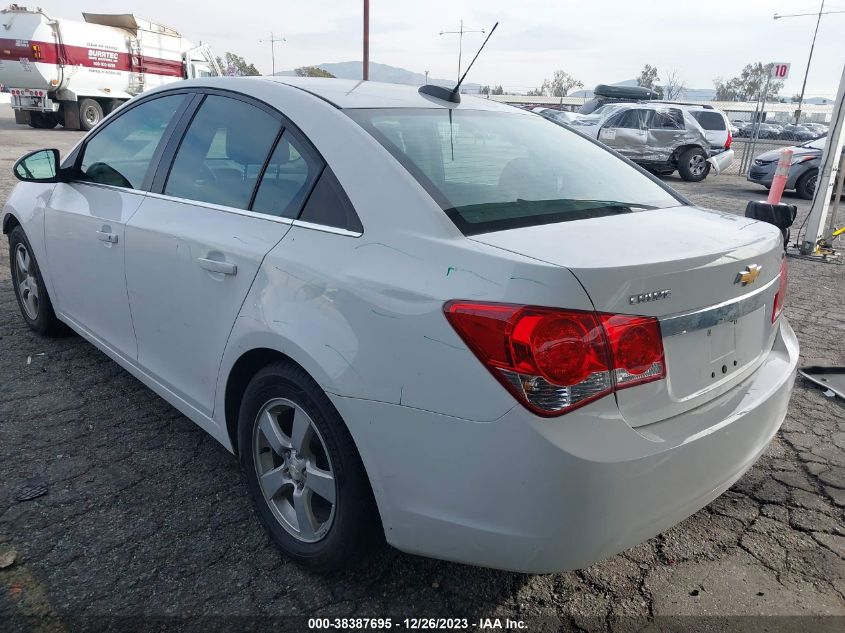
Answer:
222, 223, 595, 423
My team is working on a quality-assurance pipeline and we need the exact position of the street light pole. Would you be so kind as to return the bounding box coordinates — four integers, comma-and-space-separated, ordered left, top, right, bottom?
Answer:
259, 32, 285, 76
439, 20, 485, 86
774, 1, 845, 123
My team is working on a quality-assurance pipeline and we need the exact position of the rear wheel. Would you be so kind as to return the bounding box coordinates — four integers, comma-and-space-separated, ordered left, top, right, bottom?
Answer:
8, 226, 65, 337
796, 170, 818, 200
678, 147, 710, 182
78, 98, 104, 131
238, 362, 379, 572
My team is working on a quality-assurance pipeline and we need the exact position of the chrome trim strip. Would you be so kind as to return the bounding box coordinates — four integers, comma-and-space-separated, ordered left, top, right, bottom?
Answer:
291, 219, 362, 238
142, 191, 295, 226
659, 274, 779, 337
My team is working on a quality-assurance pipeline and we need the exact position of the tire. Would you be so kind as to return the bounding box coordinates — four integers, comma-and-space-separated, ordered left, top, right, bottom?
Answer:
238, 361, 379, 572
28, 112, 59, 129
8, 226, 65, 337
677, 147, 710, 182
78, 98, 104, 131
796, 170, 818, 200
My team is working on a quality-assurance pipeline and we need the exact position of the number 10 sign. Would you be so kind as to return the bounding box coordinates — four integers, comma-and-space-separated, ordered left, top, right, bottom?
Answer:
771, 63, 791, 79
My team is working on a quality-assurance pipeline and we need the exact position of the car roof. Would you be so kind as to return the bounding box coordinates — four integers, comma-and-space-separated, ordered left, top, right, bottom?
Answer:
259, 76, 519, 112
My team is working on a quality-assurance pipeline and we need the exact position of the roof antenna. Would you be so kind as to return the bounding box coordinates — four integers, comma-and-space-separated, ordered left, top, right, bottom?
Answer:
419, 21, 498, 104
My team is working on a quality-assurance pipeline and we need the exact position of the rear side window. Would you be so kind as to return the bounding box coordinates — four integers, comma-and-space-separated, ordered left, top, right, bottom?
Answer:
607, 109, 650, 129
298, 169, 363, 233
79, 94, 184, 190
165, 95, 281, 209
252, 130, 323, 219
690, 111, 726, 131
650, 109, 684, 130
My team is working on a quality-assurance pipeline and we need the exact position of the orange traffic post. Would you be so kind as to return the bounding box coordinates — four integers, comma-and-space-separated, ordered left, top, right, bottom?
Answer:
767, 147, 794, 204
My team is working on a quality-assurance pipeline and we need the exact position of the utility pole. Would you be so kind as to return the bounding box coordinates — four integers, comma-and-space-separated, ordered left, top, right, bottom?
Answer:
774, 2, 845, 123
439, 19, 485, 87
259, 32, 285, 76
363, 0, 369, 80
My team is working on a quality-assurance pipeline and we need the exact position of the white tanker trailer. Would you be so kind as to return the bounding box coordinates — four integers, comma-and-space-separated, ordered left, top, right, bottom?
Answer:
0, 4, 220, 130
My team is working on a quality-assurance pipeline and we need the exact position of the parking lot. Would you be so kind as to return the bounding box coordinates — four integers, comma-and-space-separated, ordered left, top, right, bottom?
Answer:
0, 102, 844, 632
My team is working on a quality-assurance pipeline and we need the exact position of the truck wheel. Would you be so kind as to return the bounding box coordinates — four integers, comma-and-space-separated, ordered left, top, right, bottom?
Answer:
795, 170, 818, 200
678, 147, 710, 182
29, 112, 59, 129
78, 99, 104, 131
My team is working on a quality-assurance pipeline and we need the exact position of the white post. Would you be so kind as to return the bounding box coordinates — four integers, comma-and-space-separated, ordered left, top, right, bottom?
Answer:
801, 62, 845, 254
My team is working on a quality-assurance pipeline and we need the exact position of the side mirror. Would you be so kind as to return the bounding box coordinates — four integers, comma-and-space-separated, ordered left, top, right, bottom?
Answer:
12, 149, 62, 183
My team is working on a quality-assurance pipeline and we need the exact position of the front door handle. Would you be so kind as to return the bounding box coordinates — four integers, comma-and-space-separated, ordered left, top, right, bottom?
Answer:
197, 257, 237, 275
95, 230, 119, 243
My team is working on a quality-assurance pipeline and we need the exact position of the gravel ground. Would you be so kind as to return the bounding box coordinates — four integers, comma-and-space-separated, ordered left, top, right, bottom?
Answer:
0, 104, 843, 632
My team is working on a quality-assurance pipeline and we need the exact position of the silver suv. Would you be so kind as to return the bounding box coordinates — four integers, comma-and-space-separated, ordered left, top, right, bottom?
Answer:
584, 104, 733, 182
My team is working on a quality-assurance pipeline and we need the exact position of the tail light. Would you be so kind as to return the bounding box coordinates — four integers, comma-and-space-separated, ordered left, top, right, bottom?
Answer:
772, 260, 788, 323
725, 130, 733, 150
444, 302, 665, 417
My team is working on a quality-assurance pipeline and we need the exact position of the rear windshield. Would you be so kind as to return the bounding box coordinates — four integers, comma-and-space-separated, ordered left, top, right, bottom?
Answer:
690, 111, 727, 131
346, 108, 681, 235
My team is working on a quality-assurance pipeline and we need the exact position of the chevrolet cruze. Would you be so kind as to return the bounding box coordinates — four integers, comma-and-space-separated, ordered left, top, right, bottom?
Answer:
3, 77, 798, 572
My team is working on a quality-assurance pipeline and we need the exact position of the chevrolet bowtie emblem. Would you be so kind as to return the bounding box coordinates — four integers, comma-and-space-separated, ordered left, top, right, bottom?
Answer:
736, 264, 762, 285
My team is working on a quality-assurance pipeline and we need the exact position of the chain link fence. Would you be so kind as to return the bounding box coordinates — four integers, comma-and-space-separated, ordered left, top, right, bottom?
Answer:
722, 138, 796, 176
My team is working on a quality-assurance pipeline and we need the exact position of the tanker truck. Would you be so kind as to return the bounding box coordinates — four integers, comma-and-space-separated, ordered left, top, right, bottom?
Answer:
0, 4, 220, 130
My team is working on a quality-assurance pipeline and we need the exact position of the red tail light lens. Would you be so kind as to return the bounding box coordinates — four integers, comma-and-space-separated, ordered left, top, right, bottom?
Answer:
772, 260, 788, 323
444, 302, 665, 416
725, 130, 733, 150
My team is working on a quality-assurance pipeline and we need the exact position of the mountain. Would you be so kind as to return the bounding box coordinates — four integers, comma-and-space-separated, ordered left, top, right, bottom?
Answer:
274, 61, 482, 93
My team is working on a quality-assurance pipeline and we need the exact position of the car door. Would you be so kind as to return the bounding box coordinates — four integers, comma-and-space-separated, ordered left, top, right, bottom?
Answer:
648, 108, 688, 155
44, 93, 190, 360
124, 92, 323, 416
598, 109, 649, 159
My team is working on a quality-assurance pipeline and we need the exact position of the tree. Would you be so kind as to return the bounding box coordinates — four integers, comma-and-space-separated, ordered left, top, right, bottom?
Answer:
637, 64, 659, 89
526, 86, 544, 96
713, 63, 783, 102
637, 64, 664, 99
663, 68, 687, 100
480, 85, 490, 95
294, 66, 335, 78
541, 70, 584, 100
215, 52, 260, 77
492, 85, 504, 95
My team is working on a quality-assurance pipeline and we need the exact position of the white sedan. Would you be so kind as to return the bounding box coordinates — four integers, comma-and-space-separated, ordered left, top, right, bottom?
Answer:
3, 77, 797, 573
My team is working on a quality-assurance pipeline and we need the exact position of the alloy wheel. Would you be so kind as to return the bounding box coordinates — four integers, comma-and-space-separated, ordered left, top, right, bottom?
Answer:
252, 398, 336, 543
14, 243, 39, 320
689, 154, 706, 176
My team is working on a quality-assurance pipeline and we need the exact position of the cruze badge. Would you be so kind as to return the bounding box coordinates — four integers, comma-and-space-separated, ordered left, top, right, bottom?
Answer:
736, 264, 762, 285
629, 289, 671, 305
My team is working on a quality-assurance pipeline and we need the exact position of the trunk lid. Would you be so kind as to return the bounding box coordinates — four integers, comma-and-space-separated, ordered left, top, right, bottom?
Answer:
471, 205, 784, 426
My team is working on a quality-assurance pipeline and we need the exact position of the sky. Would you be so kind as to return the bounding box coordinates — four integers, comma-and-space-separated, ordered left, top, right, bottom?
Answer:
54, 0, 845, 98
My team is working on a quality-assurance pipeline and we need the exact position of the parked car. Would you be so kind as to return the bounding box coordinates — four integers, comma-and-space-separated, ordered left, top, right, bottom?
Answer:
802, 122, 828, 138
748, 136, 843, 199
779, 124, 816, 142
578, 103, 732, 180
532, 106, 575, 125
3, 77, 797, 573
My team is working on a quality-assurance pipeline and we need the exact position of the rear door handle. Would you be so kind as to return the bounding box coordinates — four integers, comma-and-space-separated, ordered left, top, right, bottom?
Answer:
95, 230, 118, 243
197, 257, 237, 275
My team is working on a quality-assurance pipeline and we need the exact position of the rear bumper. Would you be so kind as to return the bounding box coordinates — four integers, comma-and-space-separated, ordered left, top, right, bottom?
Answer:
331, 319, 798, 573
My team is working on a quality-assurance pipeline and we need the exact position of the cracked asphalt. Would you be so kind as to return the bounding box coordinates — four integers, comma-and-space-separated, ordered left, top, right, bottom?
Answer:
0, 104, 843, 632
